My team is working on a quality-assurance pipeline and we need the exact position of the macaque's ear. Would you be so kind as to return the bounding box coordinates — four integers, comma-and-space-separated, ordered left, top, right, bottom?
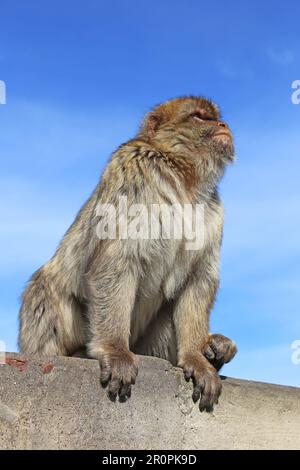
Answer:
141, 111, 162, 138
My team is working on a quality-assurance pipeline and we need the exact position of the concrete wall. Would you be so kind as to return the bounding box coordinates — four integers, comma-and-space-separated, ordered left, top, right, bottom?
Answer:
0, 353, 299, 450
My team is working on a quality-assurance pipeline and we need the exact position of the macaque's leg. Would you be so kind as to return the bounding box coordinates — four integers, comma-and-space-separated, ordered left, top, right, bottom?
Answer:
133, 312, 237, 372
203, 333, 237, 371
19, 267, 87, 356
86, 247, 138, 401
174, 251, 222, 412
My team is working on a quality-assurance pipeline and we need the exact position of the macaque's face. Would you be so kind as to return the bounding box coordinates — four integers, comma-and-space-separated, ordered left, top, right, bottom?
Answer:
142, 97, 235, 164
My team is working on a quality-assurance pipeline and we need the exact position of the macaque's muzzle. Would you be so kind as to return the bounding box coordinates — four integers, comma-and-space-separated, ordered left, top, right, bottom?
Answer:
213, 127, 233, 144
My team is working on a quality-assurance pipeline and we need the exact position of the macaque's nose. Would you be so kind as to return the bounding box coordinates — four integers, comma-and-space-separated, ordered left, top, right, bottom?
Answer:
217, 121, 228, 128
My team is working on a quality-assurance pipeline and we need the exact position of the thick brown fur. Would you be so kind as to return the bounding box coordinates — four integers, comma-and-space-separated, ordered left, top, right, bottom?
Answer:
19, 96, 237, 411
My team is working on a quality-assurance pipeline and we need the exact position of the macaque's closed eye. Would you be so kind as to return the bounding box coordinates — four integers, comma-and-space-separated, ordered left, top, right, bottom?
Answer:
190, 110, 215, 122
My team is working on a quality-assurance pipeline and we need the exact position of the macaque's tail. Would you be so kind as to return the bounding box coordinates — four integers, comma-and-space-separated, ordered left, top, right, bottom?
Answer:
19, 266, 86, 356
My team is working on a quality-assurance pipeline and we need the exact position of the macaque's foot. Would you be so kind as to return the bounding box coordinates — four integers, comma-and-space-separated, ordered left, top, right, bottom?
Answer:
179, 353, 222, 412
98, 349, 139, 402
203, 333, 237, 371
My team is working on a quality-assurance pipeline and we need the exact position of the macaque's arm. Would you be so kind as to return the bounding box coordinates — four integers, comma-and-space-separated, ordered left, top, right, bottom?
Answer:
173, 248, 222, 411
86, 243, 138, 401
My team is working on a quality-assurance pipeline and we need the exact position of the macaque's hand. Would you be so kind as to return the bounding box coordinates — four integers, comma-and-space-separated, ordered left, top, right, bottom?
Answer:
179, 353, 222, 412
203, 333, 237, 371
99, 349, 138, 402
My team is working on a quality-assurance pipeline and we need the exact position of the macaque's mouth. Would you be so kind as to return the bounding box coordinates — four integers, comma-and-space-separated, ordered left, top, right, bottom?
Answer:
213, 130, 232, 143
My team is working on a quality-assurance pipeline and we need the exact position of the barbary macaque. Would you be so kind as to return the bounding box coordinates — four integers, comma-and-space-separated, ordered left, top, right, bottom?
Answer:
19, 96, 237, 411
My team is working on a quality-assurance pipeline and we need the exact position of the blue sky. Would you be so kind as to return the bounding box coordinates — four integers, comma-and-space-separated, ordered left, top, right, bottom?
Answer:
0, 0, 299, 386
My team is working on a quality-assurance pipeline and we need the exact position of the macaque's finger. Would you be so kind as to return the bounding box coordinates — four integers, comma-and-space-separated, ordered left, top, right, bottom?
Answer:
100, 364, 112, 385
119, 382, 131, 400
203, 345, 215, 360
199, 376, 221, 412
183, 366, 193, 381
131, 375, 136, 385
192, 377, 205, 403
108, 378, 121, 400
215, 342, 230, 361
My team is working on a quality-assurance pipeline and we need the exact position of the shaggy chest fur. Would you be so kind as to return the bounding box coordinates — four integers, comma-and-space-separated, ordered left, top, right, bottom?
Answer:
129, 195, 223, 345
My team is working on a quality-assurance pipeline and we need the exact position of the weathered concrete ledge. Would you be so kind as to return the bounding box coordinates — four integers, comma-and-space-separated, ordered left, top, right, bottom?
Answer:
0, 353, 299, 450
